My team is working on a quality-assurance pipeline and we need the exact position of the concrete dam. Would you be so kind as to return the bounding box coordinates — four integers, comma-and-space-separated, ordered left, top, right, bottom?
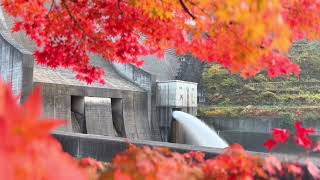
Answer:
0, 6, 209, 146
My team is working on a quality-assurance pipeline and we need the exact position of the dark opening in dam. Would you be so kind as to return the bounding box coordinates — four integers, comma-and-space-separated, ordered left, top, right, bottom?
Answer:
111, 98, 126, 137
71, 96, 87, 134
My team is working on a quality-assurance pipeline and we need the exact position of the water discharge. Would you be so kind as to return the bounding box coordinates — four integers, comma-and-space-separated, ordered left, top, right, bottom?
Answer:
172, 111, 229, 148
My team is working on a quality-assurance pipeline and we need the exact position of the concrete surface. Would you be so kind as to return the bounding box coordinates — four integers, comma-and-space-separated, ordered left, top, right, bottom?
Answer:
53, 131, 224, 162
0, 32, 34, 103
205, 117, 320, 134
53, 131, 320, 169
39, 82, 152, 139
84, 97, 115, 136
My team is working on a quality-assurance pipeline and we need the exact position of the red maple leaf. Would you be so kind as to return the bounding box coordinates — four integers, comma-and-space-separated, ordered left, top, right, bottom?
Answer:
294, 121, 316, 149
272, 128, 290, 144
295, 135, 313, 150
0, 81, 87, 179
295, 121, 316, 137
263, 139, 277, 151
263, 128, 290, 151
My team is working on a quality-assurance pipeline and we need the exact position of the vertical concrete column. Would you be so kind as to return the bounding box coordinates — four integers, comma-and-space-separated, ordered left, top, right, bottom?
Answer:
0, 36, 12, 82
11, 50, 23, 96
54, 95, 73, 132
150, 77, 161, 141
20, 54, 34, 104
41, 86, 54, 118
0, 35, 34, 104
0, 36, 23, 97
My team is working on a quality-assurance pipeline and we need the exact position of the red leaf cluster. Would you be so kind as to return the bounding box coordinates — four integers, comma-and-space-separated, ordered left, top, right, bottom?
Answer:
0, 81, 87, 179
264, 139, 278, 151
102, 144, 204, 180
264, 128, 290, 151
203, 144, 266, 179
294, 121, 316, 149
99, 144, 270, 180
2, 0, 320, 83
264, 121, 317, 151
100, 144, 314, 180
273, 128, 290, 143
264, 121, 320, 179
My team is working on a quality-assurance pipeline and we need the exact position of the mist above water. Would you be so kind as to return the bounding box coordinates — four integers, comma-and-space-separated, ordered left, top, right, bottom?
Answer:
172, 111, 229, 148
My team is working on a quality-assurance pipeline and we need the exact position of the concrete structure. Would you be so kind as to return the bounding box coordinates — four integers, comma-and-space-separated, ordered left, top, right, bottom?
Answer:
0, 34, 34, 100
0, 28, 153, 139
33, 57, 152, 139
0, 7, 201, 142
54, 131, 320, 167
0, 7, 152, 140
155, 80, 197, 141
53, 131, 223, 162
156, 80, 197, 108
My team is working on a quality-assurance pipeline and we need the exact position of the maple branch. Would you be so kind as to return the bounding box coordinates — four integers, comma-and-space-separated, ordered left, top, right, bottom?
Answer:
46, 0, 55, 18
48, 0, 55, 13
62, 0, 94, 40
185, 0, 210, 17
117, 0, 124, 15
179, 0, 195, 19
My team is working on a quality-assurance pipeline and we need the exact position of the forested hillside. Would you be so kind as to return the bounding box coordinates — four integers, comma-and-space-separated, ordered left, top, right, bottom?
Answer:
200, 41, 320, 122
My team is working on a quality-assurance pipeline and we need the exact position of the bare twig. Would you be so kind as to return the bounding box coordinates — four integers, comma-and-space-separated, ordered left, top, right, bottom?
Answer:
62, 0, 95, 40
48, 0, 55, 12
179, 0, 195, 19
46, 0, 55, 18
185, 0, 210, 17
117, 0, 123, 15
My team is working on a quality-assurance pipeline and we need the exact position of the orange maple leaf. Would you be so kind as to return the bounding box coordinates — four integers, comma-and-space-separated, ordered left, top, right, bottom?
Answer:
0, 81, 87, 180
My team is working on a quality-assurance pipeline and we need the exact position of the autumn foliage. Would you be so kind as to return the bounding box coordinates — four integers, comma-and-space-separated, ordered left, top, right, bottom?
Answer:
264, 121, 318, 151
0, 81, 88, 179
100, 143, 318, 180
2, 0, 320, 83
101, 144, 267, 180
263, 121, 320, 179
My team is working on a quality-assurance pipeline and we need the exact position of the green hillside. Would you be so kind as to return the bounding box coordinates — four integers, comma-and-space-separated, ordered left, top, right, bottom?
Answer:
200, 41, 320, 122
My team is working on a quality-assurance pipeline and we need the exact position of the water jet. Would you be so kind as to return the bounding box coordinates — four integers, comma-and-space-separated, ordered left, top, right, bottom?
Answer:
172, 111, 228, 148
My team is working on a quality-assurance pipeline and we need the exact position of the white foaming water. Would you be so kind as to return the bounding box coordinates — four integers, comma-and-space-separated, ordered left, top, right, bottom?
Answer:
172, 111, 229, 148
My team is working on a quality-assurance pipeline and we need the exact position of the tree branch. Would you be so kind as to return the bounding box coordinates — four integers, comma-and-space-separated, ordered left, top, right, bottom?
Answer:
117, 0, 123, 15
62, 0, 94, 40
185, 0, 210, 17
48, 0, 55, 14
46, 0, 55, 19
179, 0, 195, 19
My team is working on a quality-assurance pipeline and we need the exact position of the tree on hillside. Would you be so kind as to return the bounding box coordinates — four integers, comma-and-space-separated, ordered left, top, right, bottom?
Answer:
2, 0, 320, 83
